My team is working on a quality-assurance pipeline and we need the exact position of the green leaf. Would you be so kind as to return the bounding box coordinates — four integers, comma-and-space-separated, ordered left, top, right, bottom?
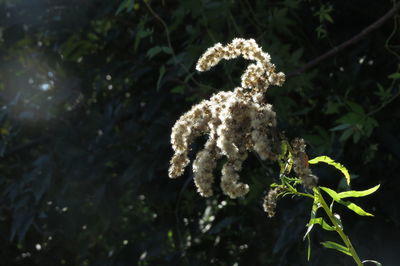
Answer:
363, 117, 378, 137
320, 186, 341, 201
307, 217, 335, 231
115, 1, 128, 15
147, 46, 162, 58
347, 101, 365, 115
336, 112, 363, 124
171, 86, 185, 94
330, 123, 351, 131
147, 46, 171, 59
374, 82, 394, 104
304, 195, 320, 261
161, 46, 172, 54
134, 19, 153, 51
323, 13, 334, 23
320, 187, 374, 216
320, 241, 351, 256
388, 72, 400, 79
303, 196, 320, 240
338, 184, 380, 198
339, 127, 354, 142
308, 156, 351, 185
325, 102, 343, 114
115, 0, 136, 14
316, 25, 327, 39
337, 200, 374, 216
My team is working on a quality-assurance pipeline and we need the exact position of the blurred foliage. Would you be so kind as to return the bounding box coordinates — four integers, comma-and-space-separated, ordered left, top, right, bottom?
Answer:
0, 0, 399, 265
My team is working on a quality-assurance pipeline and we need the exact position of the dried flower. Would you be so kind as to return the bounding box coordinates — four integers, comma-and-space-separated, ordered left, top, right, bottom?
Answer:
291, 138, 318, 188
196, 38, 285, 92
169, 38, 285, 198
263, 187, 285, 218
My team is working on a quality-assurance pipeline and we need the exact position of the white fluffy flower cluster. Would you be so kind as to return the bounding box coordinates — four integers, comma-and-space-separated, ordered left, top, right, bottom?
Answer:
263, 186, 284, 218
196, 38, 285, 92
169, 87, 277, 198
169, 38, 284, 199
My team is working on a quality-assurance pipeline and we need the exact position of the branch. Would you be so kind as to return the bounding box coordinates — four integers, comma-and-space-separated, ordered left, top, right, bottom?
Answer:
287, 2, 400, 78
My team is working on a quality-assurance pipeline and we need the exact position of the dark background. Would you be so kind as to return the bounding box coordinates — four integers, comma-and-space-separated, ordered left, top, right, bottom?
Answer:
0, 0, 399, 265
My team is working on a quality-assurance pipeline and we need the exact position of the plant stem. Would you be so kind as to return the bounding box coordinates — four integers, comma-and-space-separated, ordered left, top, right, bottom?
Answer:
314, 187, 363, 266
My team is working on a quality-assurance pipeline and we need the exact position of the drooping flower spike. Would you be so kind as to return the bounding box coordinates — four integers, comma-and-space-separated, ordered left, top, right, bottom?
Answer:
169, 38, 316, 199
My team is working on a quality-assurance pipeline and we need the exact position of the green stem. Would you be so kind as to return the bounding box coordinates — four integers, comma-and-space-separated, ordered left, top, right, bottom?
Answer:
314, 187, 363, 266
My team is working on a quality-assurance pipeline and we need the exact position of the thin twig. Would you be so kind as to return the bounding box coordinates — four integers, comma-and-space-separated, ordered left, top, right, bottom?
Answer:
384, 12, 400, 60
287, 2, 400, 78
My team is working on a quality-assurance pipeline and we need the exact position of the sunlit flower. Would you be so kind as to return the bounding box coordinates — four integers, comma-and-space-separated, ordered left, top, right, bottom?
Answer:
169, 38, 285, 198
263, 187, 284, 218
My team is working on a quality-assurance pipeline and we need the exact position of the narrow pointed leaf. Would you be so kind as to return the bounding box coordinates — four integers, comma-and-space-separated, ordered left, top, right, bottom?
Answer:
337, 200, 374, 216
307, 234, 311, 261
320, 241, 351, 256
156, 65, 166, 91
303, 196, 320, 240
338, 184, 380, 198
330, 123, 351, 131
388, 72, 400, 79
308, 156, 351, 185
307, 217, 335, 231
320, 186, 341, 201
320, 187, 374, 216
